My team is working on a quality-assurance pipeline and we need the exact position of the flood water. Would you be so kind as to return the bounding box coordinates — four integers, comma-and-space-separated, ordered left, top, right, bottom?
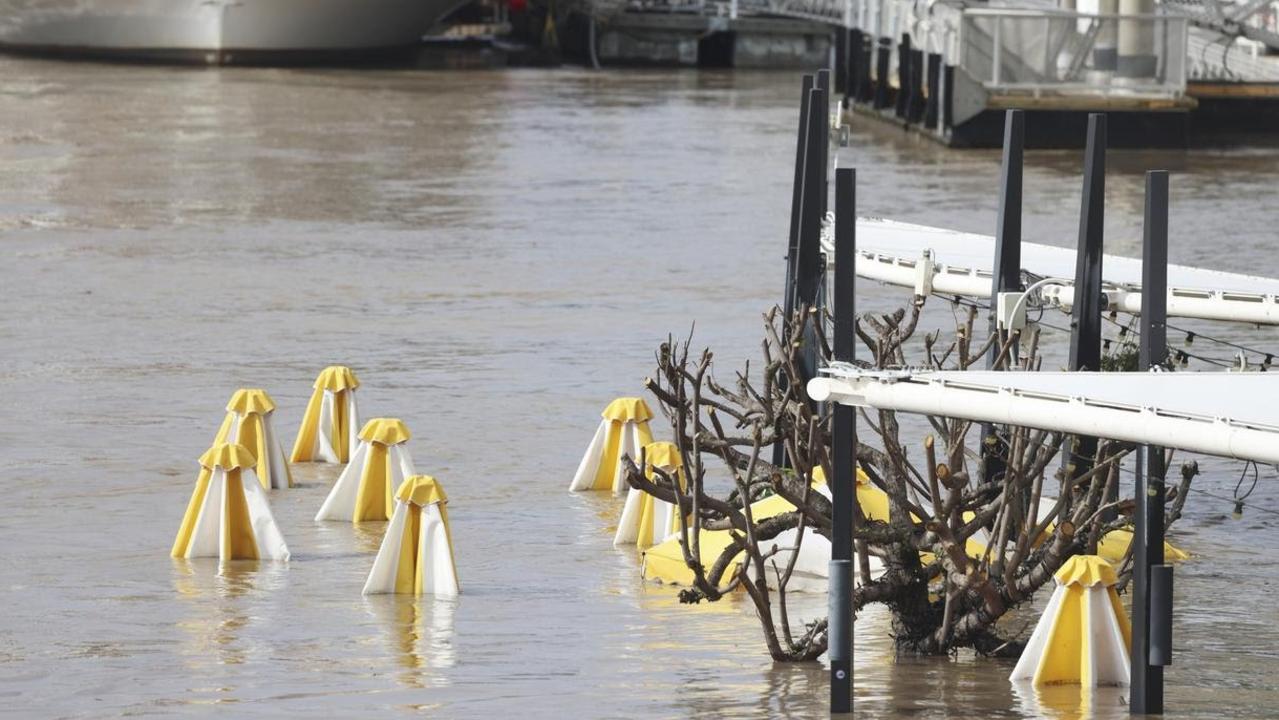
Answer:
3, 57, 1279, 718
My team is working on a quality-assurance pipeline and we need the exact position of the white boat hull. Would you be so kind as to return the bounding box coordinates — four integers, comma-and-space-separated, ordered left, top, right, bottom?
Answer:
0, 0, 465, 63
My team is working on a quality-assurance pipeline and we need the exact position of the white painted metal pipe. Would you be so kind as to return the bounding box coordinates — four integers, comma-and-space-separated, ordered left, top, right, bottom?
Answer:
808, 372, 1279, 465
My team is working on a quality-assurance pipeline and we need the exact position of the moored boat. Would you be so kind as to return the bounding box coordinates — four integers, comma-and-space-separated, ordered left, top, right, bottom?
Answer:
0, 0, 468, 64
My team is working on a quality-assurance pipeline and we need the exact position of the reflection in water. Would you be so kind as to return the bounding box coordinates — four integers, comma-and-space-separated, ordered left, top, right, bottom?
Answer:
171, 559, 287, 700
1012, 680, 1131, 720
365, 595, 457, 689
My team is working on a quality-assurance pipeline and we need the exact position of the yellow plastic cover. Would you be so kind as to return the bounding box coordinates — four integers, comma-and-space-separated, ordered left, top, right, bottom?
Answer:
225, 388, 276, 415
644, 441, 681, 471
396, 475, 448, 507
1054, 555, 1118, 588
602, 397, 653, 422
359, 418, 411, 446
199, 443, 257, 471
314, 365, 360, 392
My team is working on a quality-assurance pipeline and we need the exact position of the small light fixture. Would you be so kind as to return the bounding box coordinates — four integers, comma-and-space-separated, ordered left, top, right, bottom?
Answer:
1233, 500, 1245, 519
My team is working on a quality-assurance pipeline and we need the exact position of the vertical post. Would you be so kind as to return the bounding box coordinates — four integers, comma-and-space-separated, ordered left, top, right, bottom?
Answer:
905, 48, 923, 123
982, 109, 1024, 485
796, 84, 828, 329
875, 38, 892, 110
777, 74, 815, 469
783, 75, 815, 324
895, 34, 912, 118
1065, 114, 1106, 489
925, 52, 942, 129
942, 62, 954, 128
993, 18, 1003, 86
835, 29, 849, 95
815, 69, 831, 219
829, 167, 857, 715
1131, 170, 1169, 716
847, 29, 863, 105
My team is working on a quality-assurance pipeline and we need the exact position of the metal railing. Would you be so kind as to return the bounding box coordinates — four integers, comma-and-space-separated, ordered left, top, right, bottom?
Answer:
958, 9, 1188, 96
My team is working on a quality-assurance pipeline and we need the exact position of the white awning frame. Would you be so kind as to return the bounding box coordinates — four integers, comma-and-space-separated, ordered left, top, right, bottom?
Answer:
827, 218, 1279, 325
808, 365, 1279, 466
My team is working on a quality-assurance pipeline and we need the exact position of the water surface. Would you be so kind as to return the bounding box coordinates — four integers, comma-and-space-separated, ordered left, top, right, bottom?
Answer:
2, 59, 1279, 718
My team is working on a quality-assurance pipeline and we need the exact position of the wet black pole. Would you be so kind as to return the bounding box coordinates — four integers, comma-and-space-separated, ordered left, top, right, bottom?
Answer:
777, 74, 814, 468
874, 39, 891, 110
982, 109, 1024, 485
1132, 170, 1170, 715
829, 167, 856, 715
1065, 114, 1106, 484
895, 34, 911, 118
925, 52, 942, 129
795, 83, 828, 384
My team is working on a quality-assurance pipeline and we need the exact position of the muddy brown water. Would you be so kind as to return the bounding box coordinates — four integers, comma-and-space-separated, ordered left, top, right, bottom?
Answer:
2, 58, 1279, 718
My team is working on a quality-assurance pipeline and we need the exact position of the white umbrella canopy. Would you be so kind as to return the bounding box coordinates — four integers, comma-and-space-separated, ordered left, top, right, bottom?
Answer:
809, 366, 1279, 465
213, 388, 292, 490
569, 397, 655, 493
833, 218, 1279, 324
315, 418, 416, 523
291, 365, 361, 464
363, 475, 459, 597
171, 443, 291, 562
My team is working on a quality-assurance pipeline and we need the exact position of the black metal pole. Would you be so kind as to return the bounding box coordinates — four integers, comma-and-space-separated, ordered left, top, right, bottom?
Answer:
847, 29, 863, 105
1065, 113, 1106, 487
1132, 169, 1170, 716
858, 36, 874, 104
796, 85, 828, 365
982, 109, 1024, 485
942, 63, 954, 128
925, 52, 941, 129
777, 74, 815, 469
835, 29, 848, 96
907, 48, 926, 124
816, 69, 831, 218
829, 167, 857, 715
874, 39, 891, 110
895, 34, 911, 118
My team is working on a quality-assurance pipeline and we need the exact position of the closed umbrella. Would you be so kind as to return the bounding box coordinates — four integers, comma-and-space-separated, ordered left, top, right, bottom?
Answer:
613, 442, 684, 549
569, 397, 654, 492
363, 475, 459, 596
213, 388, 292, 489
171, 443, 291, 561
1010, 555, 1131, 686
291, 365, 361, 463
315, 418, 415, 523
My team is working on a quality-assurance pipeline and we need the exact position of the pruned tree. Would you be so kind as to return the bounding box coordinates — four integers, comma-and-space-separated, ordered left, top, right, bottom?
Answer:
625, 296, 1197, 661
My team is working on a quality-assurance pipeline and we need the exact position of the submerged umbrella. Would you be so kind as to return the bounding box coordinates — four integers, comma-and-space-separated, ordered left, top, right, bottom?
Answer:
363, 475, 459, 597
213, 388, 292, 490
171, 443, 291, 561
315, 418, 415, 523
613, 441, 684, 549
291, 365, 361, 464
641, 468, 887, 590
1010, 555, 1131, 686
569, 397, 655, 492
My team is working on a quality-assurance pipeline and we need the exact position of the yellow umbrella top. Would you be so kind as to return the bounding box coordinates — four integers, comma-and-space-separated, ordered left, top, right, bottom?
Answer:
359, 418, 412, 446
643, 441, 681, 471
314, 365, 360, 392
602, 397, 653, 423
396, 475, 448, 507
225, 388, 276, 415
810, 466, 870, 486
1054, 555, 1118, 588
199, 442, 257, 471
